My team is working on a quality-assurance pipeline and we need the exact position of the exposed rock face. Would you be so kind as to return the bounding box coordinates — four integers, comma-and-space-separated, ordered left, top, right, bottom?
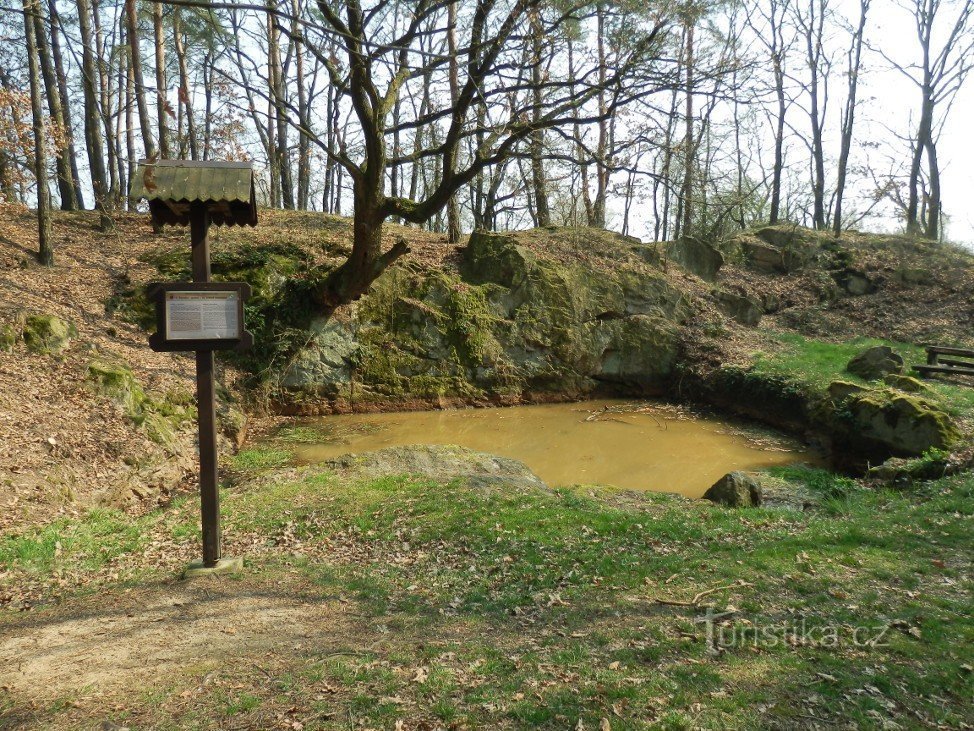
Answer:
703, 471, 763, 507
844, 391, 959, 456
279, 230, 691, 405
324, 444, 549, 492
833, 268, 877, 296
713, 289, 762, 326
846, 346, 904, 380
740, 239, 786, 273
665, 236, 724, 281
828, 380, 868, 401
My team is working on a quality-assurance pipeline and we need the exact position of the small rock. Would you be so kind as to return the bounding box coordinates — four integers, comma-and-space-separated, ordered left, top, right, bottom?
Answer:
846, 346, 904, 380
703, 471, 763, 507
833, 269, 877, 296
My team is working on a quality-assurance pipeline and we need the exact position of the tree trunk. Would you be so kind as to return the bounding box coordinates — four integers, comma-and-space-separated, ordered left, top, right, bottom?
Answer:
317, 182, 409, 308
906, 91, 933, 235
153, 0, 171, 158
446, 0, 462, 241
803, 0, 827, 229
92, 0, 119, 207
125, 0, 158, 159
48, 0, 85, 208
833, 0, 868, 235
679, 17, 695, 239
267, 1, 294, 209
23, 0, 53, 264
76, 0, 112, 230
293, 0, 310, 209
591, 3, 609, 228
173, 8, 199, 160
528, 8, 550, 229
924, 137, 941, 240
33, 0, 77, 211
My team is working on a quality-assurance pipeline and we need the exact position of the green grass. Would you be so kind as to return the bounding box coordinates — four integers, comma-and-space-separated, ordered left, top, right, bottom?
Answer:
229, 446, 294, 471
751, 332, 974, 421
2, 454, 971, 728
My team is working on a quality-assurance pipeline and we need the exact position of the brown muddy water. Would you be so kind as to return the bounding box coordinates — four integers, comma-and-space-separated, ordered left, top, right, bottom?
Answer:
285, 400, 818, 498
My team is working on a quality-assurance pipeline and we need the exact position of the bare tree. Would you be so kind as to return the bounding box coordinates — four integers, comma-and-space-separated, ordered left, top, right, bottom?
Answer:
881, 0, 974, 239
832, 0, 869, 235
23, 0, 53, 263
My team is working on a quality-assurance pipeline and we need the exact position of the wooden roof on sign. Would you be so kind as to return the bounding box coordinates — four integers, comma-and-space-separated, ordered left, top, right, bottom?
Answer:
130, 159, 258, 227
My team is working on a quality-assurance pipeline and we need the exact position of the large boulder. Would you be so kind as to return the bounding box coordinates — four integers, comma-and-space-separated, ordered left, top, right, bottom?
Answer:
666, 236, 724, 281
703, 471, 763, 507
845, 391, 959, 456
464, 230, 537, 288
846, 345, 904, 380
832, 268, 877, 296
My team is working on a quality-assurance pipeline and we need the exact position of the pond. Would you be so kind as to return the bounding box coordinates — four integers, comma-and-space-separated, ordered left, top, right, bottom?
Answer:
282, 399, 818, 498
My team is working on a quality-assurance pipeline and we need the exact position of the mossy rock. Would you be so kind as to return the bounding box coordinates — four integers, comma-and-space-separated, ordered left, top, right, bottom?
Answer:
87, 359, 146, 416
712, 288, 761, 326
883, 374, 929, 393
845, 390, 960, 456
828, 380, 868, 402
0, 323, 19, 352
665, 236, 724, 281
463, 230, 537, 288
87, 358, 195, 448
23, 314, 75, 355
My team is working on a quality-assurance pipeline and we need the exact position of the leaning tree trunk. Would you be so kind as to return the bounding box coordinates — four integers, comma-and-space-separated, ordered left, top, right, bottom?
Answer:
23, 0, 53, 264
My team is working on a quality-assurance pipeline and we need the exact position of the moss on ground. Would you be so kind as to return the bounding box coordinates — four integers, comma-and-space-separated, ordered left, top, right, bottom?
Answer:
86, 357, 195, 448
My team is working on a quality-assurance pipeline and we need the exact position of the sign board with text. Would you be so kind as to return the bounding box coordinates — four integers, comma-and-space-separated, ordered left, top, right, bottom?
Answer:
147, 282, 253, 352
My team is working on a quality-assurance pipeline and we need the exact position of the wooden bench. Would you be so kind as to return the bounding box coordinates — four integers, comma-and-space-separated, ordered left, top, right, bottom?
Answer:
913, 346, 974, 378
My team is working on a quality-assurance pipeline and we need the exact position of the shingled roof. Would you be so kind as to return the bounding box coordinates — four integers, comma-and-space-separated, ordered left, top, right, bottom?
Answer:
130, 160, 257, 227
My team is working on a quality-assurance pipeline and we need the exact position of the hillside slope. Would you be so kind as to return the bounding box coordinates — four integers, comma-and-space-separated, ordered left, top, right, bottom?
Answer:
4, 205, 974, 526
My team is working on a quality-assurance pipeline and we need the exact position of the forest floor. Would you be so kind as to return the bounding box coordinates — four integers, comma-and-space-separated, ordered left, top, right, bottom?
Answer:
1, 207, 973, 728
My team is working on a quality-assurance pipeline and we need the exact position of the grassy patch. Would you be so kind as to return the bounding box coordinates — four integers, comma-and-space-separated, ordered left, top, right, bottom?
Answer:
229, 447, 294, 471
3, 459, 972, 729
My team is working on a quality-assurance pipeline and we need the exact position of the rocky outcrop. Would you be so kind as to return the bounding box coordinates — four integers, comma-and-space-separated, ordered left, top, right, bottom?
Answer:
278, 230, 692, 407
703, 471, 763, 507
713, 289, 762, 326
846, 345, 904, 380
665, 236, 724, 281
